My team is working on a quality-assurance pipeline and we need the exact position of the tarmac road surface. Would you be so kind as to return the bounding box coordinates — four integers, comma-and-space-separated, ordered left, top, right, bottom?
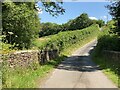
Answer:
41, 40, 117, 88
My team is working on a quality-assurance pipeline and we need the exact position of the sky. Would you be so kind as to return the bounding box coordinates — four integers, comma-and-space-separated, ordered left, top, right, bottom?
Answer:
38, 2, 112, 24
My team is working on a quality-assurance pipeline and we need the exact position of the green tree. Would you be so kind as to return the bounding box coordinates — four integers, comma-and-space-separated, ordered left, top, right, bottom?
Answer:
39, 22, 63, 37
2, 2, 40, 49
107, 20, 117, 30
68, 13, 92, 30
41, 2, 65, 16
107, 1, 120, 35
96, 19, 105, 27
2, 1, 65, 49
91, 20, 98, 24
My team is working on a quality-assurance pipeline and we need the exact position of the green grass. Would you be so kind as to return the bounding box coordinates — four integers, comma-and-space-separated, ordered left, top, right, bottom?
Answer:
103, 69, 119, 86
61, 37, 97, 56
92, 55, 120, 87
3, 55, 66, 88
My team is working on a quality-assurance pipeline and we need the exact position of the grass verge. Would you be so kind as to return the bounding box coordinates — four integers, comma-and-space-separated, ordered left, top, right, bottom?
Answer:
2, 55, 66, 88
92, 54, 120, 87
61, 37, 97, 56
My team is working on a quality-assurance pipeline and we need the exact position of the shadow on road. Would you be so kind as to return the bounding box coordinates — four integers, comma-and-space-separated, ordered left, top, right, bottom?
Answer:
57, 46, 101, 72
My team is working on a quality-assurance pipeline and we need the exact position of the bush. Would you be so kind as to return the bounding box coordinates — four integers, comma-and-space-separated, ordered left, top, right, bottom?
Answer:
95, 26, 120, 53
0, 35, 15, 54
97, 35, 120, 52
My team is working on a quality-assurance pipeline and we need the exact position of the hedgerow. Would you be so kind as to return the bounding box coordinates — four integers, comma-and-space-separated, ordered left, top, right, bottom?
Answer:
35, 24, 100, 52
95, 26, 120, 53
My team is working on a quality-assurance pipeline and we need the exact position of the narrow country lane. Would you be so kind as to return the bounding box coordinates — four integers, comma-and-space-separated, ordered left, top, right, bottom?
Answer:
41, 40, 117, 88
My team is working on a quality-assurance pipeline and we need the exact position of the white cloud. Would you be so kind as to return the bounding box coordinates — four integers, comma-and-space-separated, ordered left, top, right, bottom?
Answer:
103, 16, 107, 19
100, 16, 107, 19
38, 10, 43, 14
89, 17, 98, 20
35, 3, 43, 14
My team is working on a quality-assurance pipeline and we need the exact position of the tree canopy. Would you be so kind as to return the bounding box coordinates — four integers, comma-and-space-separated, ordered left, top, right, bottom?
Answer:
2, 2, 40, 49
107, 1, 120, 35
2, 1, 65, 49
68, 13, 93, 30
41, 2, 65, 16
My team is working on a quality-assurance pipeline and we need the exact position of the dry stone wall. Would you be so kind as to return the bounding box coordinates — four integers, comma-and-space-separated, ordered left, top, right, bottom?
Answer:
2, 49, 59, 68
103, 50, 120, 62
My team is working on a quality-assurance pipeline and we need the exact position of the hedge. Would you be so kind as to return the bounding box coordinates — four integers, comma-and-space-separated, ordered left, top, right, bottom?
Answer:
35, 24, 100, 52
94, 26, 120, 54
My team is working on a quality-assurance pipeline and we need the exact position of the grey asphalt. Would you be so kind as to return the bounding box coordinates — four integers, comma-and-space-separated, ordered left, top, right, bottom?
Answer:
41, 40, 117, 88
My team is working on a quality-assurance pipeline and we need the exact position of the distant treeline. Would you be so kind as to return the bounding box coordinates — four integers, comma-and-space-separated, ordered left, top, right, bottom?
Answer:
39, 13, 105, 37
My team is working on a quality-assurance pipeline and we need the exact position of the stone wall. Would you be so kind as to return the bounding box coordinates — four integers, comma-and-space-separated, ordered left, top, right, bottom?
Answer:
103, 50, 120, 62
2, 49, 59, 68
39, 49, 58, 64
